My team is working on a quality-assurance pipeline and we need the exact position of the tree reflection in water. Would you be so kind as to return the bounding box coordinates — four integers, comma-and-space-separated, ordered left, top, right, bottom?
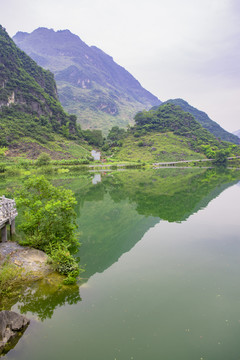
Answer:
16, 273, 81, 321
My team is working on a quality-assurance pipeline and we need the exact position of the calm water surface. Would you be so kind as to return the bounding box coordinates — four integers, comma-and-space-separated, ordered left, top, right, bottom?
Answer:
3, 168, 240, 360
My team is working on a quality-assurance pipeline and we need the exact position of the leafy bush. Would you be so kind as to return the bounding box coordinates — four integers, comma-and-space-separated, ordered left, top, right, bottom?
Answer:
16, 158, 33, 169
36, 152, 51, 166
0, 258, 24, 296
213, 149, 230, 166
15, 176, 80, 283
0, 147, 7, 156
5, 166, 21, 177
0, 163, 6, 173
49, 243, 80, 277
51, 158, 90, 166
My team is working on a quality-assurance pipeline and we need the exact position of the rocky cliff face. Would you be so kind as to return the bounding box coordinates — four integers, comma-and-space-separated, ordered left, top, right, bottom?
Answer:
13, 28, 161, 132
0, 25, 79, 147
0, 26, 59, 117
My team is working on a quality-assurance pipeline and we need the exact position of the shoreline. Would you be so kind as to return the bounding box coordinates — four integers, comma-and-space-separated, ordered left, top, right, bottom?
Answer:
0, 241, 53, 279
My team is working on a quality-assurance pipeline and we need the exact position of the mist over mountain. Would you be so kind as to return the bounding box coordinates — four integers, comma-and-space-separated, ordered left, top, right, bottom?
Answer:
13, 28, 161, 133
233, 129, 240, 138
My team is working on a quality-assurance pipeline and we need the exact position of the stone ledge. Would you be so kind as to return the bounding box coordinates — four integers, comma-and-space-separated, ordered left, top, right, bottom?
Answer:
0, 310, 30, 355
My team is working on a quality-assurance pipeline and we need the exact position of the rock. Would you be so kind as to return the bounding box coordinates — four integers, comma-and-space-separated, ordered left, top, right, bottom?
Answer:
0, 310, 30, 354
0, 241, 53, 279
14, 259, 23, 266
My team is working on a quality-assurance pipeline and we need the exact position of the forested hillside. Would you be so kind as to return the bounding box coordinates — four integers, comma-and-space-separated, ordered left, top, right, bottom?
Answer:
159, 99, 239, 144
109, 103, 240, 163
0, 25, 93, 159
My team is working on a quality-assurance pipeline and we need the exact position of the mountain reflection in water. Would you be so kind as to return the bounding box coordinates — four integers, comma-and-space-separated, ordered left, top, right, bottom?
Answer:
3, 168, 240, 321
75, 168, 240, 279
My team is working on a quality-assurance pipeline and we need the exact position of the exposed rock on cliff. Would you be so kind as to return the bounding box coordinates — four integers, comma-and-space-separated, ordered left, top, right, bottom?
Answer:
13, 27, 162, 132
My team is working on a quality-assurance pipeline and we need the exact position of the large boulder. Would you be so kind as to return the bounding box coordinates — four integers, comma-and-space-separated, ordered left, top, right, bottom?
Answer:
0, 311, 30, 354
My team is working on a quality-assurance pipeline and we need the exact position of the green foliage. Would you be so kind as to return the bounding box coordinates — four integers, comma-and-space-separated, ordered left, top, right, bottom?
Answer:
101, 143, 110, 151
16, 158, 33, 169
133, 103, 240, 156
0, 25, 81, 148
48, 243, 80, 278
213, 149, 230, 166
201, 145, 216, 159
82, 129, 104, 146
0, 162, 6, 173
36, 152, 51, 166
161, 99, 240, 145
15, 176, 80, 282
0, 258, 24, 296
51, 158, 91, 166
201, 143, 240, 160
114, 132, 206, 163
0, 147, 7, 156
106, 126, 126, 147
4, 166, 21, 177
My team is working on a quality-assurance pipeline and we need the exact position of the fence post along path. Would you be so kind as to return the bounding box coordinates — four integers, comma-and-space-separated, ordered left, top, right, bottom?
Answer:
0, 196, 18, 242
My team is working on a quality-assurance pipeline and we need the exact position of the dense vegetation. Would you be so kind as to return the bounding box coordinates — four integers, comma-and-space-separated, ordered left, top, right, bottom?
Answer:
0, 25, 104, 158
131, 103, 240, 157
0, 25, 78, 136
0, 25, 79, 147
102, 104, 240, 164
159, 99, 239, 144
112, 132, 206, 163
15, 176, 80, 284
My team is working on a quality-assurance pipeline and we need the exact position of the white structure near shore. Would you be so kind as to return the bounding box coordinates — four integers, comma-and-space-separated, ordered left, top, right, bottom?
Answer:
91, 150, 101, 161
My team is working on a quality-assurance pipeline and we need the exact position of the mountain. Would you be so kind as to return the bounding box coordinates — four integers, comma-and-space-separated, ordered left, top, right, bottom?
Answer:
158, 98, 239, 145
13, 27, 161, 133
233, 129, 240, 138
112, 103, 240, 163
0, 25, 91, 159
134, 103, 221, 146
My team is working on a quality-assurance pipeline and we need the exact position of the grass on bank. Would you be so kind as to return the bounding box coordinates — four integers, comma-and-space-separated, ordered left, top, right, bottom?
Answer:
3, 134, 92, 160
0, 258, 27, 309
113, 132, 206, 163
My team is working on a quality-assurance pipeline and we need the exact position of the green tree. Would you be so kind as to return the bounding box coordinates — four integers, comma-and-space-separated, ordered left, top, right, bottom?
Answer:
213, 149, 229, 166
36, 152, 51, 166
15, 176, 80, 283
82, 129, 104, 146
107, 126, 126, 142
0, 147, 7, 156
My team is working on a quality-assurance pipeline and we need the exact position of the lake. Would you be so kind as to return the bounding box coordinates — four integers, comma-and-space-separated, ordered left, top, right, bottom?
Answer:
2, 167, 240, 359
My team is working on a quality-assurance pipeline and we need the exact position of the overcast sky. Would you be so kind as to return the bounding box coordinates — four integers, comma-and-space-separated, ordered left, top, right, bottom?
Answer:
1, 0, 239, 132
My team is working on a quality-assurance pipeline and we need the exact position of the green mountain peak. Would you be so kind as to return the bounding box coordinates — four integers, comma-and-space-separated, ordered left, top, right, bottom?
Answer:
159, 98, 239, 145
